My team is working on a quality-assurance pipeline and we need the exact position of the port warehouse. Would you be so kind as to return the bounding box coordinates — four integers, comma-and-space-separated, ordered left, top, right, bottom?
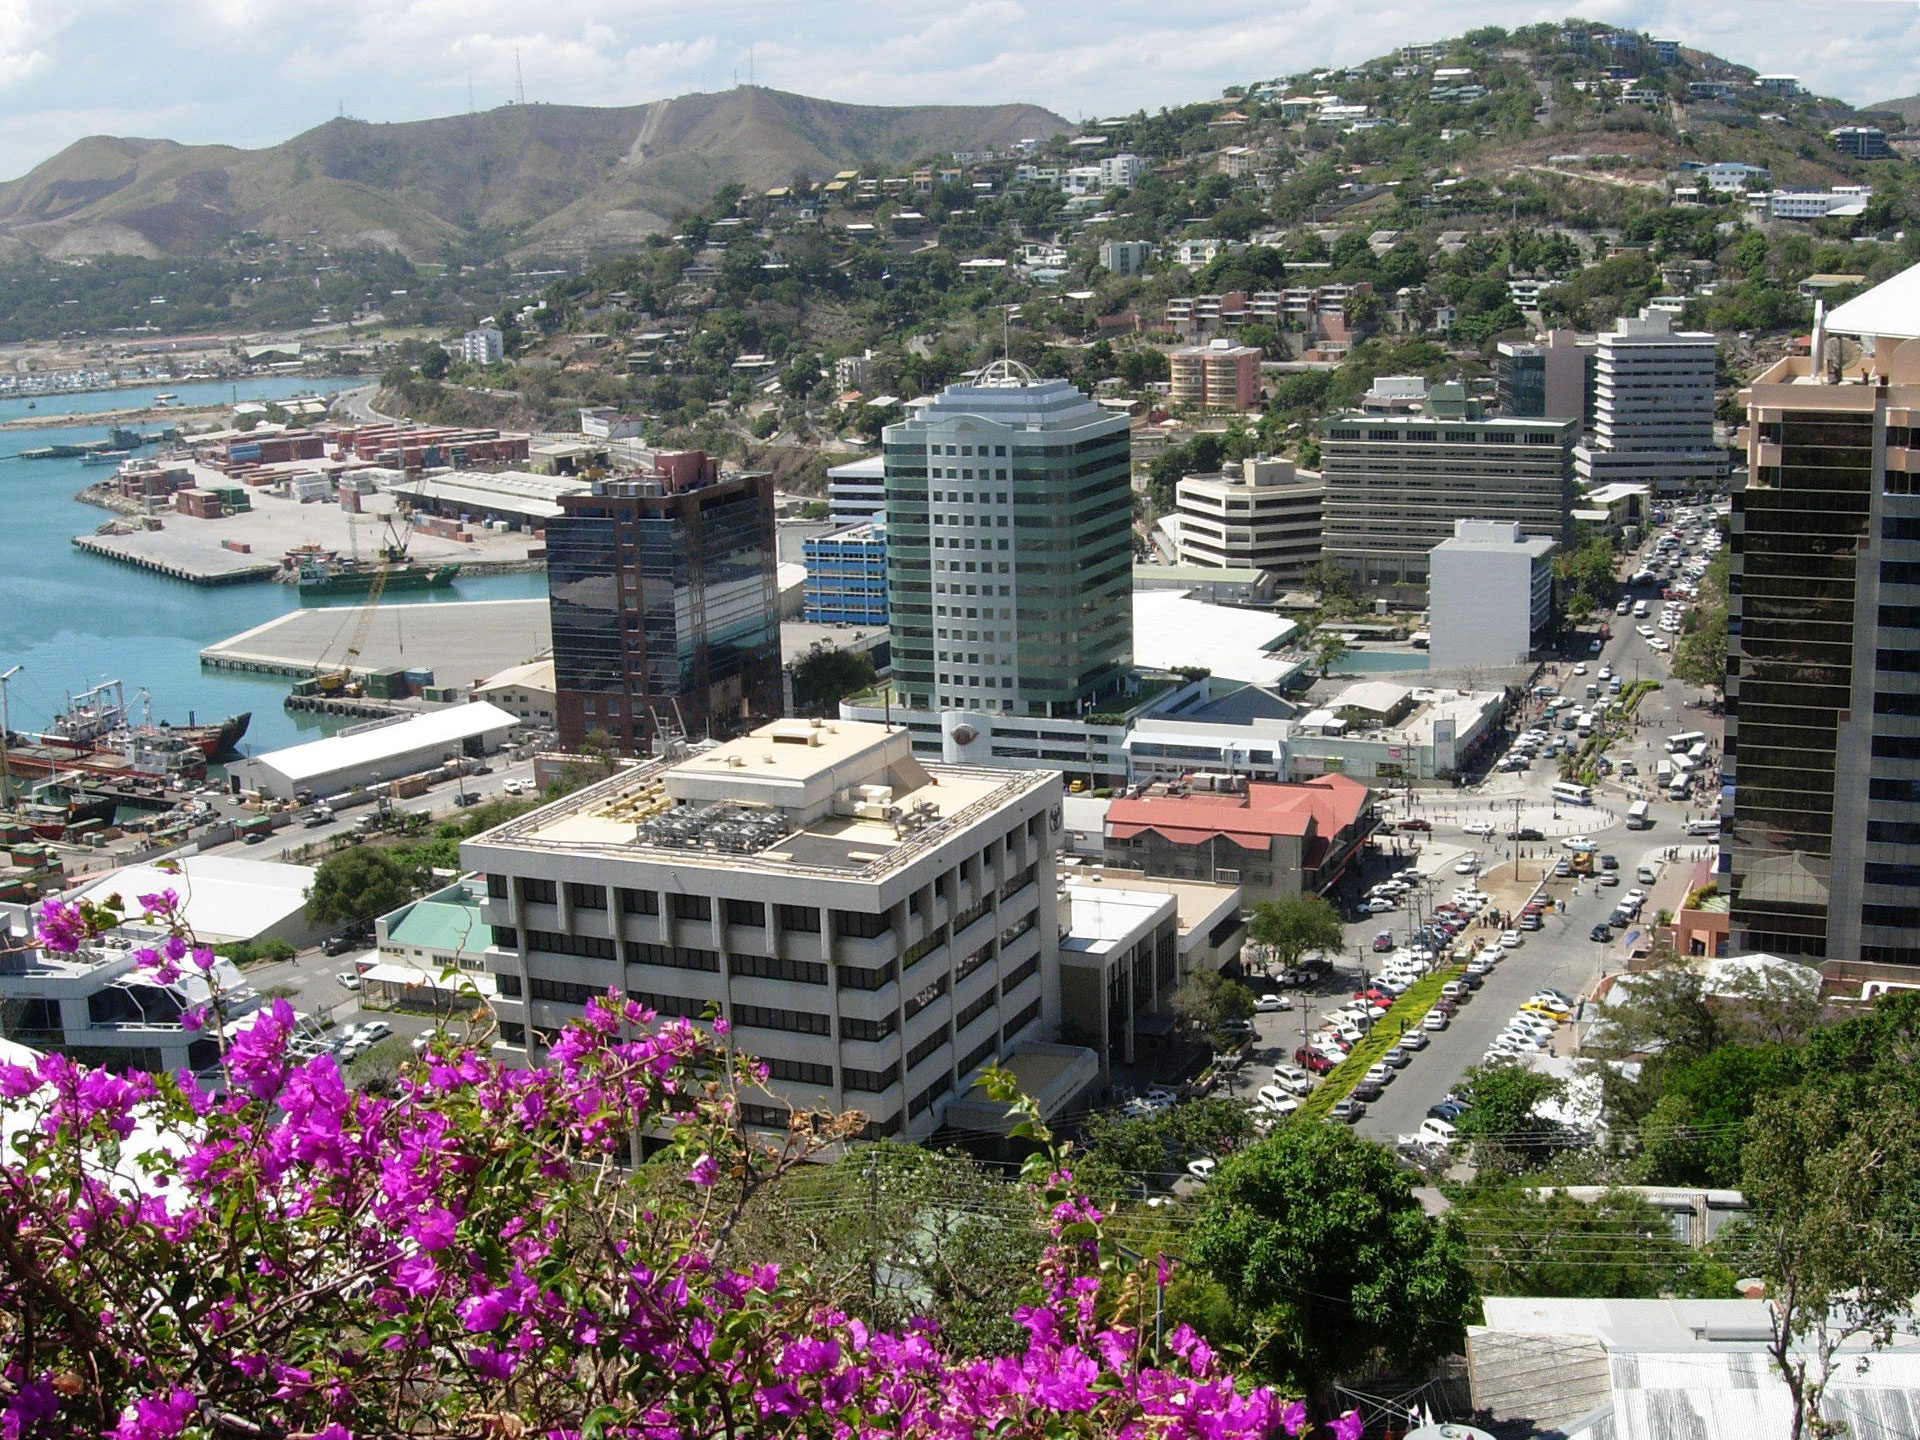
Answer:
231, 703, 518, 802
64, 855, 325, 949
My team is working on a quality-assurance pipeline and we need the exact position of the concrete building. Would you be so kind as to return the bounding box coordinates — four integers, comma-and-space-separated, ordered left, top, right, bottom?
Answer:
1755, 186, 1874, 222
1102, 774, 1374, 903
472, 659, 557, 728
384, 470, 588, 529
1124, 714, 1295, 786
1427, 519, 1557, 670
462, 719, 1074, 1142
1321, 381, 1575, 597
1495, 330, 1595, 430
367, 878, 498, 1013
883, 365, 1133, 718
1702, 162, 1770, 194
234, 704, 518, 801
1290, 683, 1507, 782
546, 468, 781, 754
1830, 125, 1891, 159
70, 855, 323, 948
802, 523, 888, 625
1169, 339, 1264, 413
1174, 457, 1324, 584
1098, 240, 1154, 277
457, 326, 505, 365
1575, 307, 1728, 498
1099, 153, 1146, 190
1728, 260, 1920, 982
825, 454, 886, 526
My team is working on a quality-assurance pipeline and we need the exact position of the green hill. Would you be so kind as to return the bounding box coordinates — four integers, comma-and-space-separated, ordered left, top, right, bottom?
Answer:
0, 87, 1068, 260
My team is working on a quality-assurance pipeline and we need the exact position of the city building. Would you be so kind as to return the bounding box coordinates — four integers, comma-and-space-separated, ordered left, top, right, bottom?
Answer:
1574, 307, 1728, 498
825, 454, 886, 525
546, 465, 780, 754
233, 704, 519, 802
69, 855, 324, 949
1426, 519, 1557, 671
1753, 186, 1875, 222
1754, 74, 1801, 97
1727, 260, 1920, 982
1702, 162, 1771, 194
462, 719, 1072, 1143
1099, 153, 1146, 190
1651, 37, 1681, 65
1101, 774, 1374, 903
1830, 125, 1892, 160
577, 407, 646, 440
457, 325, 505, 365
802, 523, 888, 626
1098, 240, 1154, 277
365, 878, 498, 1013
1291, 683, 1507, 781
1496, 330, 1596, 431
1174, 457, 1324, 584
1321, 380, 1575, 596
471, 659, 558, 728
1169, 339, 1264, 413
882, 365, 1133, 718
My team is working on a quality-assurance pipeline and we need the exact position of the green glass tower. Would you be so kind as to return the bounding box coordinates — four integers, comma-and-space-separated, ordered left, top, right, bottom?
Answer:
884, 365, 1133, 718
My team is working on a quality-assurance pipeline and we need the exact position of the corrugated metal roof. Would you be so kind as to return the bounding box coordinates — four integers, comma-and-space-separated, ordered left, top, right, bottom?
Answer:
251, 703, 517, 785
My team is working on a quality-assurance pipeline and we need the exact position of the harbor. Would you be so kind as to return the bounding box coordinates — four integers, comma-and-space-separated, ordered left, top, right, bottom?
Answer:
200, 598, 553, 687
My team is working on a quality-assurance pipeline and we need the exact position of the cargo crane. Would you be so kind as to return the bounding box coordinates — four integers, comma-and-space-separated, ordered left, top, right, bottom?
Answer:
311, 508, 412, 694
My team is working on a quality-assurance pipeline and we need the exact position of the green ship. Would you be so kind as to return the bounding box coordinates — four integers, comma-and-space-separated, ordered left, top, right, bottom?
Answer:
298, 560, 461, 598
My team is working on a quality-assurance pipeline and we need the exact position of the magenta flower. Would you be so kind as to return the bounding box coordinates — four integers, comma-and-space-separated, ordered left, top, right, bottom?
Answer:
1280, 1400, 1309, 1436
687, 1154, 719, 1188
110, 1389, 196, 1440
33, 900, 86, 954
1330, 1410, 1365, 1440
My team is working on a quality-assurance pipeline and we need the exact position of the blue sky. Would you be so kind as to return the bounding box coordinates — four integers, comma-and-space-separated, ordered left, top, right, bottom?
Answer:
1, 0, 1917, 181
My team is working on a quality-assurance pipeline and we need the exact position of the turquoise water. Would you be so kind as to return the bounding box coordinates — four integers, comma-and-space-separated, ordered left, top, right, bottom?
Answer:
1, 376, 548, 754
1331, 650, 1431, 674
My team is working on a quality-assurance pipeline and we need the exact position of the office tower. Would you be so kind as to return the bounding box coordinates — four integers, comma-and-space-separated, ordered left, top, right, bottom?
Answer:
1574, 307, 1728, 496
1727, 264, 1920, 978
1320, 380, 1574, 596
802, 523, 888, 625
1426, 520, 1557, 669
884, 364, 1132, 717
1169, 339, 1264, 412
1174, 457, 1325, 584
466, 718, 1062, 1142
546, 461, 780, 754
1495, 329, 1595, 432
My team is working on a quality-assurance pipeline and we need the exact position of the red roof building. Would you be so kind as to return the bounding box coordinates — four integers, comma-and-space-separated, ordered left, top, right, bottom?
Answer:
1102, 774, 1375, 902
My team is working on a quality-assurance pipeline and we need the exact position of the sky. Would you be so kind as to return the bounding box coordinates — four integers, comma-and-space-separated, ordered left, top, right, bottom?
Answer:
1, 0, 1918, 181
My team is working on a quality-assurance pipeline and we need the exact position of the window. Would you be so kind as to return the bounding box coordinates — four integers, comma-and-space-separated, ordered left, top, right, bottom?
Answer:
625, 990, 706, 1020
740, 1103, 793, 1129
670, 894, 712, 921
725, 898, 765, 927
957, 990, 997, 1032
491, 926, 520, 949
527, 976, 605, 1006
566, 883, 607, 910
1003, 998, 1042, 1040
763, 1056, 834, 1086
497, 973, 523, 997
844, 1063, 900, 1093
485, 873, 507, 898
524, 929, 616, 962
901, 932, 942, 967
623, 942, 719, 972
908, 1026, 950, 1070
832, 909, 892, 939
732, 1004, 831, 1037
500, 1022, 526, 1045
908, 1073, 952, 1120
840, 1014, 899, 1042
905, 973, 950, 1020
776, 904, 822, 933
837, 960, 898, 991
619, 888, 659, 915
520, 878, 557, 905
1001, 957, 1039, 995
731, 953, 828, 986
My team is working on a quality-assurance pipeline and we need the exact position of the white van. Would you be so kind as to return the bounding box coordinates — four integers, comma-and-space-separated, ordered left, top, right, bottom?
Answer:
1669, 778, 1691, 801
1685, 818, 1721, 837
1632, 600, 1650, 618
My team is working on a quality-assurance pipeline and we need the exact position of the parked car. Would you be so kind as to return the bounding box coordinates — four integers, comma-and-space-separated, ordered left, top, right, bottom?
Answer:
333, 970, 362, 991
1329, 1098, 1366, 1124
1372, 930, 1395, 953
323, 933, 358, 957
1507, 826, 1545, 841
1294, 1047, 1337, 1074
1398, 1029, 1429, 1051
1589, 923, 1614, 943
358, 1021, 392, 1043
1349, 1080, 1386, 1103
1422, 1011, 1450, 1031
1254, 993, 1291, 1013
1187, 1158, 1217, 1181
1599, 854, 1619, 870
1395, 817, 1432, 832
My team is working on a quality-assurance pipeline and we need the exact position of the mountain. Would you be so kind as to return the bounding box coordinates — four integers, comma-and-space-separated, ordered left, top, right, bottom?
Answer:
0, 88, 1069, 261
1864, 95, 1920, 127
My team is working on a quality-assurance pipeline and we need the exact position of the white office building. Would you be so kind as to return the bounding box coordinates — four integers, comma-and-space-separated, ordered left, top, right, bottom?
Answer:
825, 454, 887, 525
458, 325, 505, 365
463, 719, 1073, 1143
1175, 457, 1325, 584
1574, 307, 1728, 497
1427, 519, 1557, 670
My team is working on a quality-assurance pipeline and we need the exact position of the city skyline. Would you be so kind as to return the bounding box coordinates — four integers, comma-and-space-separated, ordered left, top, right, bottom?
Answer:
3, 2, 1919, 184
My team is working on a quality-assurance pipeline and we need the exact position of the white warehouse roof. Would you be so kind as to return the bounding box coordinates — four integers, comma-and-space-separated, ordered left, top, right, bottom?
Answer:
70, 855, 316, 945
250, 703, 518, 786
1131, 591, 1303, 688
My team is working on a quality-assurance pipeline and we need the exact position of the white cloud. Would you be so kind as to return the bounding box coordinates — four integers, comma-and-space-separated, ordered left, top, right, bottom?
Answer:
4, 1, 1919, 180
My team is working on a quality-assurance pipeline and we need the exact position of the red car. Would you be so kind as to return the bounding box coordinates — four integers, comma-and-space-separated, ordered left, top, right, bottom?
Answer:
1354, 988, 1394, 1006
1396, 818, 1432, 832
1293, 1047, 1337, 1074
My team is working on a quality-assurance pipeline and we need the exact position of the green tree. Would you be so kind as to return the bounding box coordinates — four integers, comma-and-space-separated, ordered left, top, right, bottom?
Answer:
305, 846, 416, 927
1635, 1043, 1802, 1188
1736, 1075, 1920, 1440
419, 344, 451, 380
1189, 1125, 1476, 1421
1584, 959, 1723, 1065
1166, 968, 1255, 1046
1453, 1064, 1570, 1175
1246, 894, 1344, 973
788, 644, 877, 716
1453, 1184, 1721, 1299
1313, 631, 1350, 677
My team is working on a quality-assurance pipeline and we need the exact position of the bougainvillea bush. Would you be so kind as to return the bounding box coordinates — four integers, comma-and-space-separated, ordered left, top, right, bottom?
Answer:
1, 894, 1363, 1439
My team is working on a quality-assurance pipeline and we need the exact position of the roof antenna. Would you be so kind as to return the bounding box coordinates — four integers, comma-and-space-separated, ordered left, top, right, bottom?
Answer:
515, 47, 526, 105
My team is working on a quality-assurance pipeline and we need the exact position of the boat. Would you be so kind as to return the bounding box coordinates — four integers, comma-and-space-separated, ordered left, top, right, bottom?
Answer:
17, 795, 118, 841
153, 393, 177, 406
80, 449, 132, 466
298, 561, 461, 597
22, 682, 249, 760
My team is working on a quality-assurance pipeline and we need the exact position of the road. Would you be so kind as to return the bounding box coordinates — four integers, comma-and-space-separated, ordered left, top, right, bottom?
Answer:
1228, 512, 1726, 1147
330, 384, 394, 424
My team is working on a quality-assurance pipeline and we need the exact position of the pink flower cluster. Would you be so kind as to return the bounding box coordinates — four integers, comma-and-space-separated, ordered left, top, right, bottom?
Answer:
0, 981, 1363, 1440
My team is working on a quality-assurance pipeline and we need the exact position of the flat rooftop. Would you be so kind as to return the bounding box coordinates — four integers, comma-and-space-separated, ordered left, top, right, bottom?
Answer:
470, 719, 1053, 880
1132, 591, 1303, 687
202, 598, 552, 683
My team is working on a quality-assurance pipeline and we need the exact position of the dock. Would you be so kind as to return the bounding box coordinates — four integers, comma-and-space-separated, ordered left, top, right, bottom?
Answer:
72, 533, 276, 585
200, 598, 552, 685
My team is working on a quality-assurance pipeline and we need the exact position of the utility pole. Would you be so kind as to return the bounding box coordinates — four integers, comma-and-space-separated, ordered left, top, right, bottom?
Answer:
0, 666, 18, 814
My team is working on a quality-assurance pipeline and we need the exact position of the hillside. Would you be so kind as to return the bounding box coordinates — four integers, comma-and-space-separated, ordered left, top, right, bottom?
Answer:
1866, 95, 1920, 127
0, 87, 1068, 261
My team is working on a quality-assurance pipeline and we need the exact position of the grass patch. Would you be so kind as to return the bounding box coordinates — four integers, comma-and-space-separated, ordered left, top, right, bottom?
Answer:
1620, 679, 1662, 714
1296, 962, 1467, 1122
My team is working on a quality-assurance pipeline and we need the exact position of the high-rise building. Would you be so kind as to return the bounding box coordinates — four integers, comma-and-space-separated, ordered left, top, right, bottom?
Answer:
464, 719, 1065, 1142
1574, 307, 1728, 496
1495, 329, 1595, 432
1426, 519, 1557, 670
1321, 381, 1575, 597
825, 455, 886, 525
883, 364, 1132, 717
1174, 457, 1324, 584
802, 523, 888, 625
546, 462, 781, 754
1829, 125, 1891, 160
1169, 339, 1264, 412
457, 325, 504, 365
1726, 263, 1920, 981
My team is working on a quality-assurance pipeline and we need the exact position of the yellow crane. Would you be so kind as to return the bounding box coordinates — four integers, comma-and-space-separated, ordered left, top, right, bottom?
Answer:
313, 508, 411, 694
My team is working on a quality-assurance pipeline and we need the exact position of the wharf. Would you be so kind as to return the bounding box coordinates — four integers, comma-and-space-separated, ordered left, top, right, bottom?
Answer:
72, 532, 276, 585
201, 598, 552, 685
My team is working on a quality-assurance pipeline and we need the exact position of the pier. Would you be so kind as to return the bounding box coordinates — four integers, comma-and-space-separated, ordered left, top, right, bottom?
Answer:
200, 598, 551, 684
71, 533, 276, 585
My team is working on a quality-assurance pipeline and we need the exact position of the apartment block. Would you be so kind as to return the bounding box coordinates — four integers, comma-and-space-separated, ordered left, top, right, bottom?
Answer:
1099, 240, 1154, 277
464, 719, 1066, 1141
1727, 261, 1920, 982
1174, 456, 1324, 584
1574, 307, 1728, 497
883, 368, 1133, 718
1426, 519, 1557, 670
458, 325, 504, 365
826, 454, 886, 525
546, 467, 781, 754
1829, 126, 1891, 160
1321, 380, 1575, 596
802, 523, 888, 625
1169, 339, 1263, 412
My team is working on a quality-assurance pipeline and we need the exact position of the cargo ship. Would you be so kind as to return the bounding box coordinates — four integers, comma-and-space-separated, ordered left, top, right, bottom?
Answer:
16, 681, 248, 761
297, 559, 461, 597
